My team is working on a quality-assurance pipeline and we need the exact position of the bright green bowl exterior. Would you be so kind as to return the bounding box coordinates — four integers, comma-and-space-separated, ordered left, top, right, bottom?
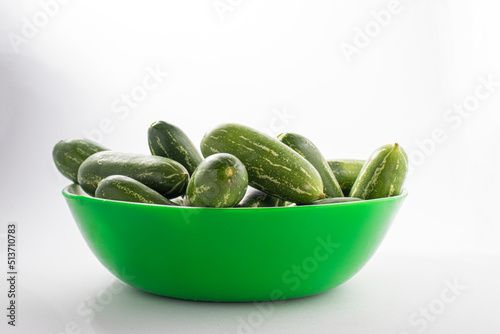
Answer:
63, 184, 407, 302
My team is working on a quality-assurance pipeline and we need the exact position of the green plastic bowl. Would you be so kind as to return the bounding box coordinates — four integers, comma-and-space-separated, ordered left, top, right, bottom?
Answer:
63, 184, 407, 302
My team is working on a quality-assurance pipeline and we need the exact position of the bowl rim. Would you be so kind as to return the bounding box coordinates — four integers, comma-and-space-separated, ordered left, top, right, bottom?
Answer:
63, 184, 408, 211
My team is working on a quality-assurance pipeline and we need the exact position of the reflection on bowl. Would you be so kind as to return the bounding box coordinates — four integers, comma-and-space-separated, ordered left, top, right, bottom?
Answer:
63, 184, 407, 302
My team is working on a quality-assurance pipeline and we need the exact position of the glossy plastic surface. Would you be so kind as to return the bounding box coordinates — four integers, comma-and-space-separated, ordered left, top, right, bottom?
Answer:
63, 184, 407, 302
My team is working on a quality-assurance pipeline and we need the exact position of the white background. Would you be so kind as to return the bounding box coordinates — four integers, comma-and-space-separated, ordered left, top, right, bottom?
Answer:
1, 0, 499, 333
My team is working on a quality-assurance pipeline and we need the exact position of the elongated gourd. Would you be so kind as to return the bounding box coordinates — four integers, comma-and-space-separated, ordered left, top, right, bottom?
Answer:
349, 143, 408, 199
78, 151, 189, 198
95, 175, 177, 206
278, 132, 343, 198
327, 159, 365, 196
200, 123, 325, 204
184, 153, 248, 207
53, 138, 108, 183
148, 121, 203, 175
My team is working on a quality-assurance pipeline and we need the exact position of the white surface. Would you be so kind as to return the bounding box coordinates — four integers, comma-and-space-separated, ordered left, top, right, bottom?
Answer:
2, 230, 499, 334
1, 0, 500, 333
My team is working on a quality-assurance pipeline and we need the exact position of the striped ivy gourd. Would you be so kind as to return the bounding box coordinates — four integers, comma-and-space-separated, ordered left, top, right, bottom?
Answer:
184, 153, 248, 207
349, 143, 408, 199
200, 123, 325, 204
